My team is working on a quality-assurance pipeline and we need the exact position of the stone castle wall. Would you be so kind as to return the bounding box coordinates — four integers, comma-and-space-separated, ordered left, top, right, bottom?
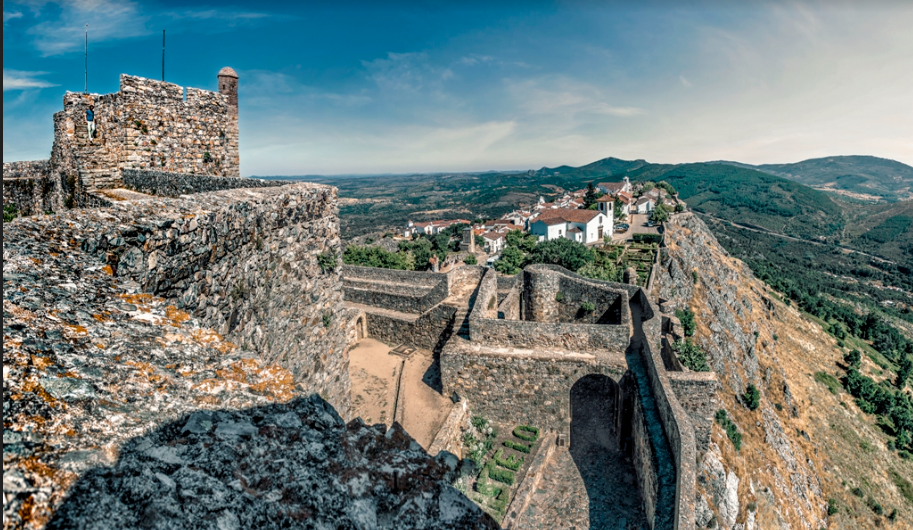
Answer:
342, 265, 450, 314
366, 304, 457, 351
121, 168, 281, 197
2, 160, 65, 215
53, 74, 239, 194
441, 348, 628, 431
73, 183, 351, 415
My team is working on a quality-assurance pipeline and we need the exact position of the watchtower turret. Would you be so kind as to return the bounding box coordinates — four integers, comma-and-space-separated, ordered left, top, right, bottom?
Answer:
217, 67, 238, 113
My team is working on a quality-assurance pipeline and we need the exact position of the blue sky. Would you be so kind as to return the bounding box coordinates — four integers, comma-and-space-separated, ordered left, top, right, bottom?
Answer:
4, 1, 912, 176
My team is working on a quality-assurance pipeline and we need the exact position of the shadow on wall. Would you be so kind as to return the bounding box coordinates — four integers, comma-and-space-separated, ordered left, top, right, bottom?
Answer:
569, 375, 647, 530
46, 395, 498, 530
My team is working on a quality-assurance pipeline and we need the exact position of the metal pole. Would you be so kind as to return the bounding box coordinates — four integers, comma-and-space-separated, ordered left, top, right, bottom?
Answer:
84, 24, 88, 94
162, 30, 165, 81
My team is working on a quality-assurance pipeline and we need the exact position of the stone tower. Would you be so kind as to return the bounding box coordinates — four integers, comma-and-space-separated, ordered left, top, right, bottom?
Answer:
217, 67, 239, 113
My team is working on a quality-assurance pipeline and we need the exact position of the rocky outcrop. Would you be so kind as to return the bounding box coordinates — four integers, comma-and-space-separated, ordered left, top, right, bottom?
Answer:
657, 213, 827, 530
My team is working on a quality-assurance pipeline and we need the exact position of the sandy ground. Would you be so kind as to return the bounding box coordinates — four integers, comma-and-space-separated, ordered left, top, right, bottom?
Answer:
400, 350, 453, 448
348, 338, 453, 449
348, 339, 399, 425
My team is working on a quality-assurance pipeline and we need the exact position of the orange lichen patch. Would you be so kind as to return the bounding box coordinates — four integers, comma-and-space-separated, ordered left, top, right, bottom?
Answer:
102, 265, 114, 275
249, 364, 297, 402
194, 394, 222, 405
92, 312, 113, 322
216, 362, 251, 384
29, 257, 43, 266
61, 323, 88, 336
4, 301, 38, 323
194, 378, 231, 394
190, 328, 236, 354
60, 371, 82, 379
18, 494, 52, 529
20, 379, 57, 404
30, 355, 55, 370
165, 305, 191, 324
125, 360, 171, 386
95, 343, 106, 349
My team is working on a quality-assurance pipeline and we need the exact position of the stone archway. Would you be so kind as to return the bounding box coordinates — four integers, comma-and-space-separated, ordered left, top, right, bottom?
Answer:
570, 374, 621, 451
566, 373, 646, 528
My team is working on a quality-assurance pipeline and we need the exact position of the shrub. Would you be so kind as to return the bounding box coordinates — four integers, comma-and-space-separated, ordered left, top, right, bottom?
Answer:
487, 464, 515, 486
672, 340, 710, 372
851, 487, 864, 498
555, 292, 564, 302
633, 233, 662, 244
475, 465, 501, 497
493, 449, 523, 471
322, 312, 332, 328
504, 440, 531, 453
674, 203, 685, 212
866, 497, 883, 515
580, 301, 596, 313
743, 384, 761, 411
675, 308, 696, 337
715, 409, 742, 451
827, 498, 838, 516
692, 270, 698, 284
464, 254, 477, 265
3, 204, 19, 223
317, 251, 337, 273
513, 425, 540, 442
202, 151, 213, 163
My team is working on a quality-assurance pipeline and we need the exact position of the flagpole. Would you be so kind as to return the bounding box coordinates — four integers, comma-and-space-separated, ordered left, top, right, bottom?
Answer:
84, 24, 88, 94
162, 30, 165, 81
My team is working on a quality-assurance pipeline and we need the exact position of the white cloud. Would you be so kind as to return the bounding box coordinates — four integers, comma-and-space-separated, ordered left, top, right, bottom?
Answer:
3, 69, 57, 90
19, 0, 275, 56
26, 0, 148, 56
362, 52, 455, 94
679, 76, 691, 88
4, 10, 23, 23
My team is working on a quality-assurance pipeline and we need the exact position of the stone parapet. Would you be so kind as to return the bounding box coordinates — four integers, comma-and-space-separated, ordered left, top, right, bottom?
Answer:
121, 168, 282, 197
70, 182, 351, 415
2, 160, 65, 216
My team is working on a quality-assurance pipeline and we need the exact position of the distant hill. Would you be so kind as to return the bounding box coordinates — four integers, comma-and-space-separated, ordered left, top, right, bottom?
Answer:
714, 156, 913, 202
538, 157, 649, 179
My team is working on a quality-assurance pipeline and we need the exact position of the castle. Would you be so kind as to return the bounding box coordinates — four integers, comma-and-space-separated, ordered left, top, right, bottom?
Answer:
3, 71, 719, 530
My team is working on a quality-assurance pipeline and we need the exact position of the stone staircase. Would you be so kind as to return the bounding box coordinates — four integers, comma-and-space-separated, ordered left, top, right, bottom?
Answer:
452, 308, 471, 338
73, 117, 122, 191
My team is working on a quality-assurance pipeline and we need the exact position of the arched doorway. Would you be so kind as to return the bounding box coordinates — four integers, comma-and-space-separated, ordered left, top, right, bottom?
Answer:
570, 374, 621, 451
356, 316, 365, 341
568, 374, 646, 528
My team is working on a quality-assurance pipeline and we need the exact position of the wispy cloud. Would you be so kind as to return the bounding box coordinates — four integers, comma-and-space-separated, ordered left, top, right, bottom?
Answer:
3, 10, 23, 24
19, 0, 276, 56
3, 69, 58, 91
363, 52, 454, 94
509, 76, 644, 119
26, 0, 148, 56
679, 76, 691, 88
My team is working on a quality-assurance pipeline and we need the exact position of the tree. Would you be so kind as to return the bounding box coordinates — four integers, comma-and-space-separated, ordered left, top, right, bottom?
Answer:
743, 384, 761, 411
675, 308, 696, 337
583, 182, 598, 209
577, 262, 618, 282
494, 245, 524, 275
650, 203, 669, 224
464, 254, 478, 265
897, 355, 913, 388
844, 349, 861, 368
526, 238, 595, 272
343, 245, 414, 270
674, 203, 685, 213
613, 196, 625, 219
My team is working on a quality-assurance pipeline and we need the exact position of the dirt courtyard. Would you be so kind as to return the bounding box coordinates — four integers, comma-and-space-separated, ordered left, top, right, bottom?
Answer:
348, 338, 453, 448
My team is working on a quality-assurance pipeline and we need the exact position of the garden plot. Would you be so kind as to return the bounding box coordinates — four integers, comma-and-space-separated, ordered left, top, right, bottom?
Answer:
456, 417, 545, 524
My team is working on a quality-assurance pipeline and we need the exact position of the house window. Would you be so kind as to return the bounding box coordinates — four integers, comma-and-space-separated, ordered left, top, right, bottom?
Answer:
559, 230, 563, 236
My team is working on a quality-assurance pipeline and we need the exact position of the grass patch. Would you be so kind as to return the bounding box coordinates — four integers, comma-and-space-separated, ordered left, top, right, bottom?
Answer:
891, 470, 913, 505
814, 371, 841, 395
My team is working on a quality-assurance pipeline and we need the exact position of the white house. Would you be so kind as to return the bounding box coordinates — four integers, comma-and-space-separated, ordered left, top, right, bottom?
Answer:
482, 231, 505, 254
595, 195, 614, 217
596, 176, 632, 196
528, 208, 612, 244
633, 197, 655, 214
